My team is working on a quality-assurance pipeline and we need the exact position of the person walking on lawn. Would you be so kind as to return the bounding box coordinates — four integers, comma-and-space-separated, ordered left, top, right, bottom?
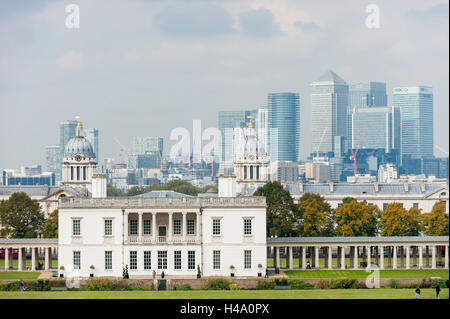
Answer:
415, 286, 420, 299
435, 283, 440, 299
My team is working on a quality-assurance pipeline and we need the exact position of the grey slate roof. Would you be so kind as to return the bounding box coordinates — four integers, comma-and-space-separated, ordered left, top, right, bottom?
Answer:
134, 190, 192, 198
285, 183, 447, 196
0, 185, 86, 198
0, 238, 58, 244
267, 236, 449, 244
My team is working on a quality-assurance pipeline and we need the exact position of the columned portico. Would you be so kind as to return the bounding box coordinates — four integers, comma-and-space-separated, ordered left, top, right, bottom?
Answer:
379, 246, 384, 269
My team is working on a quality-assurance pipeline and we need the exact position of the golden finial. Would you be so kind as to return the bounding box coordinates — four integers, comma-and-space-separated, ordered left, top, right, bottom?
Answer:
75, 116, 81, 129
247, 115, 254, 128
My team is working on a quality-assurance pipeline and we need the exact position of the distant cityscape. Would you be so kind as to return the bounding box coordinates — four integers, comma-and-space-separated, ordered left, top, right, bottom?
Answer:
1, 69, 448, 190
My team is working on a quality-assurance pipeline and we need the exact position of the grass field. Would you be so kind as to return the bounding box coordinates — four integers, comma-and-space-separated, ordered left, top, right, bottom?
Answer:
0, 288, 447, 299
0, 272, 41, 280
285, 269, 450, 279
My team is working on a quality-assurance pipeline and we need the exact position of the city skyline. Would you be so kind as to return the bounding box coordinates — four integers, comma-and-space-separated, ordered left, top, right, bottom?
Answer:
0, 0, 448, 169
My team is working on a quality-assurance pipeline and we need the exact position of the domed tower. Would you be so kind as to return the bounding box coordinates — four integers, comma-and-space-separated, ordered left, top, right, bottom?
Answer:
233, 116, 268, 195
61, 116, 97, 193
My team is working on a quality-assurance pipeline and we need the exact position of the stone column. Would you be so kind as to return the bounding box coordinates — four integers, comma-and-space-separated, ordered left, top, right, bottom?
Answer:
432, 245, 436, 269
18, 248, 25, 271
152, 212, 157, 242
182, 212, 187, 241
328, 246, 333, 269
45, 247, 51, 270
168, 212, 173, 242
275, 247, 280, 270
302, 247, 306, 270
124, 212, 129, 242
315, 246, 320, 269
366, 246, 371, 268
419, 246, 423, 269
288, 247, 293, 270
354, 246, 359, 269
138, 212, 143, 242
393, 246, 397, 269
445, 245, 449, 269
379, 246, 384, 270
196, 211, 201, 242
341, 247, 346, 270
405, 246, 410, 269
4, 248, 10, 270
31, 247, 37, 271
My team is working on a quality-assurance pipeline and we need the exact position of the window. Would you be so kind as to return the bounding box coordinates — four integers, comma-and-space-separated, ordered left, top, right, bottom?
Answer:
256, 166, 260, 180
213, 250, 220, 270
413, 203, 419, 209
158, 251, 167, 269
174, 251, 181, 270
129, 219, 138, 235
188, 251, 195, 270
212, 219, 221, 236
76, 166, 80, 181
73, 251, 81, 269
105, 251, 112, 270
144, 251, 151, 270
72, 219, 81, 236
250, 165, 254, 179
83, 167, 86, 181
130, 251, 137, 270
143, 219, 151, 235
173, 219, 181, 235
383, 203, 388, 210
104, 219, 113, 236
70, 166, 74, 180
244, 250, 252, 269
244, 166, 247, 179
244, 219, 252, 235
187, 219, 195, 235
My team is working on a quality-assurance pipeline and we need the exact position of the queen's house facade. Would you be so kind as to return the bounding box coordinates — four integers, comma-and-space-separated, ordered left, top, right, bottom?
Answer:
58, 196, 267, 277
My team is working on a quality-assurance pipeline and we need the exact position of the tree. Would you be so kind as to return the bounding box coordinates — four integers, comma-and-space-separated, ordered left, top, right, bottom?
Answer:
126, 186, 147, 196
334, 201, 379, 236
298, 193, 334, 237
421, 202, 449, 236
42, 209, 58, 238
342, 197, 357, 204
0, 192, 44, 238
107, 185, 124, 197
380, 203, 422, 236
254, 182, 299, 237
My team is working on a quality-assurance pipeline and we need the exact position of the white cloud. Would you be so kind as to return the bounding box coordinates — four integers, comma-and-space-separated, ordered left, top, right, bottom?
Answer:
56, 50, 83, 70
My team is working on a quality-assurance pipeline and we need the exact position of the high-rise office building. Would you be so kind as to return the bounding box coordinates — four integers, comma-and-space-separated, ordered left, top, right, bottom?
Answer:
59, 120, 77, 160
132, 137, 164, 155
46, 145, 61, 181
218, 110, 257, 165
85, 128, 99, 161
349, 82, 387, 109
393, 86, 434, 163
310, 70, 349, 156
352, 107, 392, 153
268, 92, 300, 162
257, 105, 269, 156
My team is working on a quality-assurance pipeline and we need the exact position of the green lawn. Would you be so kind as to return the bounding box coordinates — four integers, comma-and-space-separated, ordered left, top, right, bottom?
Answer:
267, 257, 441, 269
285, 269, 450, 279
0, 288, 447, 299
0, 259, 58, 269
0, 272, 41, 280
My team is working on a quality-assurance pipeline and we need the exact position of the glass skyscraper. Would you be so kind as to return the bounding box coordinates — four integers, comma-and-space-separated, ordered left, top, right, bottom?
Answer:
268, 92, 300, 162
349, 82, 387, 109
218, 110, 257, 165
45, 145, 61, 181
393, 86, 434, 163
132, 137, 163, 155
352, 107, 392, 153
85, 128, 99, 161
59, 120, 77, 159
310, 70, 349, 156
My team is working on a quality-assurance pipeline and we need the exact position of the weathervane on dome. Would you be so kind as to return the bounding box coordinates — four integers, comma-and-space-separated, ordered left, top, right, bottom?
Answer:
247, 115, 254, 128
75, 115, 83, 136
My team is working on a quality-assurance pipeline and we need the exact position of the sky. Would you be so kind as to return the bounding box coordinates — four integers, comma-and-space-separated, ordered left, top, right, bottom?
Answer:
0, 0, 449, 168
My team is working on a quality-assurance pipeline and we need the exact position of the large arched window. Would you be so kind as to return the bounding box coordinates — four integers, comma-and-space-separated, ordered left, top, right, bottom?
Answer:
256, 166, 260, 180
83, 167, 87, 180
244, 166, 247, 179
250, 165, 254, 179
71, 167, 74, 180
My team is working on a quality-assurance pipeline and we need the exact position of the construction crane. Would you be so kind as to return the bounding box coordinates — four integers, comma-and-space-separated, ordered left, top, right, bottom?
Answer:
350, 121, 368, 176
313, 127, 327, 160
114, 138, 130, 164
435, 145, 449, 157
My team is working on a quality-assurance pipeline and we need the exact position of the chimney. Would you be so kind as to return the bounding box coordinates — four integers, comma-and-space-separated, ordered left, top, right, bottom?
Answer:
403, 182, 409, 192
374, 182, 379, 193
328, 181, 334, 193
420, 182, 426, 193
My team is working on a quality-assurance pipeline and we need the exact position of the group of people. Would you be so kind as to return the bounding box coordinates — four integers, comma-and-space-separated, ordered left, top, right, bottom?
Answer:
415, 283, 443, 299
151, 270, 165, 279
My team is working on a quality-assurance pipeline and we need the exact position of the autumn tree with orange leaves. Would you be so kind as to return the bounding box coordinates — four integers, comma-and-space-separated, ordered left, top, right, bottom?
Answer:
334, 200, 380, 236
380, 203, 422, 236
298, 193, 334, 237
421, 202, 449, 236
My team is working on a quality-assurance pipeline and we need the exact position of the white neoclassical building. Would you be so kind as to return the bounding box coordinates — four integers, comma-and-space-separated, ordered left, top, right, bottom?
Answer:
58, 195, 267, 277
